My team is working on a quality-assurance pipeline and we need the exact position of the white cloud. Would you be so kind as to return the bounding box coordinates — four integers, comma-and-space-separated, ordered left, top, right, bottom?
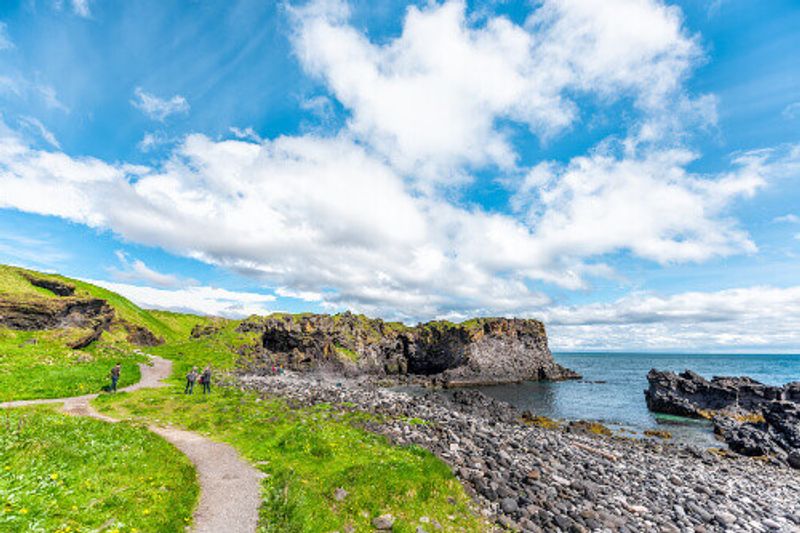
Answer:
0, 234, 70, 266
131, 87, 190, 122
774, 214, 800, 224
782, 102, 800, 120
71, 0, 91, 18
88, 279, 276, 318
545, 285, 800, 352
514, 143, 775, 267
110, 251, 183, 288
0, 22, 13, 51
275, 286, 324, 302
291, 0, 701, 181
0, 76, 68, 112
18, 116, 61, 149
35, 84, 69, 113
229, 127, 262, 143
137, 131, 172, 152
1, 125, 795, 321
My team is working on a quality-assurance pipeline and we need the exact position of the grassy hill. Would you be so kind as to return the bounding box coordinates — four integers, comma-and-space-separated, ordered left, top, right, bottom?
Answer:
0, 264, 175, 339
0, 265, 211, 400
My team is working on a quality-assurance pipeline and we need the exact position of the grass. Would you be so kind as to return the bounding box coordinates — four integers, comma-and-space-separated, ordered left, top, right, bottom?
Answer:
0, 405, 198, 533
93, 386, 487, 533
0, 328, 145, 402
334, 344, 359, 362
145, 314, 255, 380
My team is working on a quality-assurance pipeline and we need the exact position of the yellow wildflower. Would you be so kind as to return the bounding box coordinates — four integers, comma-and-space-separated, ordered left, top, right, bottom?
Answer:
19, 508, 28, 515
50, 473, 59, 480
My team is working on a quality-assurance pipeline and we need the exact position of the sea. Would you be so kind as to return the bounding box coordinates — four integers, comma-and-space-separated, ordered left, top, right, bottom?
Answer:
463, 353, 800, 447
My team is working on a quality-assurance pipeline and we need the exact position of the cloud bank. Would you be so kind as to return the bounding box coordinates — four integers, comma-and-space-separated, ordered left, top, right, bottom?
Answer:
1, 0, 798, 349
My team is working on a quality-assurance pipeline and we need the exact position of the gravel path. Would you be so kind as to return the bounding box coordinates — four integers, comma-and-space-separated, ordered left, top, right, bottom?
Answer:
0, 357, 263, 533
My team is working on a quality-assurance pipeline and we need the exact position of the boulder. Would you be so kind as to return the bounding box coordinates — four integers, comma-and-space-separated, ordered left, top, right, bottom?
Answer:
645, 369, 800, 465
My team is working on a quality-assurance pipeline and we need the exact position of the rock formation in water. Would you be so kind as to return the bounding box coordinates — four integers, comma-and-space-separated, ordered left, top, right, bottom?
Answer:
237, 312, 580, 386
645, 369, 800, 468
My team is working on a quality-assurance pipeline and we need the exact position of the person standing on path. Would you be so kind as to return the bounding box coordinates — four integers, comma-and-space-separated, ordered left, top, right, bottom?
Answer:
109, 363, 121, 392
201, 366, 212, 394
185, 367, 198, 394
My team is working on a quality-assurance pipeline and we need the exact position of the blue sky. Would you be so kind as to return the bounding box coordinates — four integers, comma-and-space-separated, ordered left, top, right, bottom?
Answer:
0, 0, 798, 351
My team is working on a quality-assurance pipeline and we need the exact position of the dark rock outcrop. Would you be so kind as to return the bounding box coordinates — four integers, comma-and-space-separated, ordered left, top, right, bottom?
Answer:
0, 296, 113, 332
645, 369, 800, 467
20, 273, 76, 296
237, 312, 579, 386
125, 324, 163, 346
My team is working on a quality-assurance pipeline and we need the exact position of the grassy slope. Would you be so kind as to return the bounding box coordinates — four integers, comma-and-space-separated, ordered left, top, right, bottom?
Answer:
0, 328, 143, 401
95, 387, 487, 533
0, 265, 174, 339
0, 405, 197, 533
0, 266, 176, 400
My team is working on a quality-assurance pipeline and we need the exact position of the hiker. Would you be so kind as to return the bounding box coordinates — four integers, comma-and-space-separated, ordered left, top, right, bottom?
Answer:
278, 364, 285, 375
271, 364, 277, 375
185, 367, 198, 394
200, 365, 212, 394
109, 363, 121, 392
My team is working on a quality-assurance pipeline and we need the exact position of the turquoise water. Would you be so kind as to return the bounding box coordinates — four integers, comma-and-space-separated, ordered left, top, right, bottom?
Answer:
470, 353, 800, 445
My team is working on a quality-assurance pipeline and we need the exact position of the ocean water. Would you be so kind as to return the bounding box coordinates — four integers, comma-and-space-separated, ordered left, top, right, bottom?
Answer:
468, 353, 800, 446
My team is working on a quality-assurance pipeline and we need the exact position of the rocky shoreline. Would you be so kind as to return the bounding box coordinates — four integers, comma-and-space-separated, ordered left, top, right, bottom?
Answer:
239, 372, 800, 533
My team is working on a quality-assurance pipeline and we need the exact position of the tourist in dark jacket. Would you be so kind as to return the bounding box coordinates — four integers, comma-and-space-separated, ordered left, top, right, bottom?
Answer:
185, 367, 198, 394
109, 363, 121, 392
200, 366, 212, 394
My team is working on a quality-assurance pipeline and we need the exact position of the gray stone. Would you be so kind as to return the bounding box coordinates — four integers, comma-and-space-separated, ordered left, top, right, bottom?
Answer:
372, 514, 395, 530
715, 511, 737, 527
501, 497, 519, 514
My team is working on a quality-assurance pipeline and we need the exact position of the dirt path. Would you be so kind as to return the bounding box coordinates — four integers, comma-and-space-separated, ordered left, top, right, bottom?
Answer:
0, 357, 263, 533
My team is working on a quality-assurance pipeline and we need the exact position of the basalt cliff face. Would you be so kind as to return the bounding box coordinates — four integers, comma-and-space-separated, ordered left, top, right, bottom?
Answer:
645, 369, 800, 468
236, 312, 579, 386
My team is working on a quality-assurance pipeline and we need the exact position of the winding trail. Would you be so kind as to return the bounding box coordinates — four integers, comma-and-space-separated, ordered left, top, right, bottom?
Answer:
0, 357, 263, 533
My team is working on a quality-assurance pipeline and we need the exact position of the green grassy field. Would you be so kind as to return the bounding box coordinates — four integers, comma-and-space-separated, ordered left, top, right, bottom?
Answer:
94, 387, 487, 533
0, 328, 145, 402
0, 405, 198, 533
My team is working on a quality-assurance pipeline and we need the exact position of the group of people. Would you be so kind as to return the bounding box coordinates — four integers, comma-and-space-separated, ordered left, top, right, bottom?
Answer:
184, 366, 212, 395
106, 362, 213, 395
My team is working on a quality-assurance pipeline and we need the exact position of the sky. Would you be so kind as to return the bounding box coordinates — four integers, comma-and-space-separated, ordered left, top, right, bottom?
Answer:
0, 0, 798, 352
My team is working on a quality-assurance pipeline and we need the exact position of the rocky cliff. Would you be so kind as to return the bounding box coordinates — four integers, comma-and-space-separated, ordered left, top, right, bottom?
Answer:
0, 271, 162, 348
236, 312, 579, 386
645, 369, 800, 468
